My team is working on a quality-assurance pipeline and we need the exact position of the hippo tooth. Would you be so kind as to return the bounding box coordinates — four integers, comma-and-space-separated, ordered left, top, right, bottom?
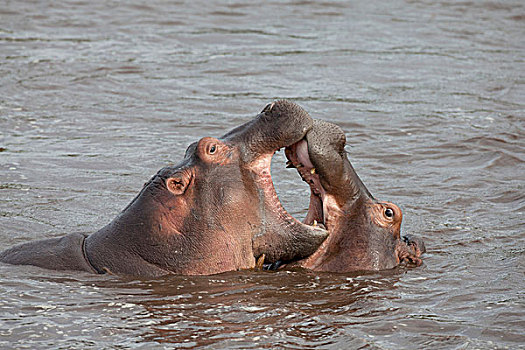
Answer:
313, 220, 318, 227
286, 161, 295, 168
310, 168, 316, 174
296, 163, 303, 168
256, 254, 265, 270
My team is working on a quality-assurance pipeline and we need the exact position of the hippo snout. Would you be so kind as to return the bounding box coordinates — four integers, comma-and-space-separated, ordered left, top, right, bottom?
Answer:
403, 234, 426, 256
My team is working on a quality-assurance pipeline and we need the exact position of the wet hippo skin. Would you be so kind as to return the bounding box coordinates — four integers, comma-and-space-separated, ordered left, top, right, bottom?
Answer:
0, 101, 328, 276
284, 119, 426, 272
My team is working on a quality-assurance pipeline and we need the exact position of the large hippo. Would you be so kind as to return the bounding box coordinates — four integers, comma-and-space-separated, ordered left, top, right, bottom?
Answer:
284, 119, 425, 272
0, 101, 328, 276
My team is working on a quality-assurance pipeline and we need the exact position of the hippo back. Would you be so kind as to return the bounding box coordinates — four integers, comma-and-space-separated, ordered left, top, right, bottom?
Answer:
0, 233, 96, 273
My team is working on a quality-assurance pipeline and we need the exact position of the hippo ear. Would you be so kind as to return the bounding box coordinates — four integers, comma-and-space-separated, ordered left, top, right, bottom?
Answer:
166, 176, 188, 196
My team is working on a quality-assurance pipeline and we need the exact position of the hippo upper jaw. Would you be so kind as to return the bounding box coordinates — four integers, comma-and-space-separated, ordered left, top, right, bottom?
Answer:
223, 100, 314, 164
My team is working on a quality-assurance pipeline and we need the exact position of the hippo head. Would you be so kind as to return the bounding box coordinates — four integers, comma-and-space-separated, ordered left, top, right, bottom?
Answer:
85, 100, 328, 276
284, 120, 425, 272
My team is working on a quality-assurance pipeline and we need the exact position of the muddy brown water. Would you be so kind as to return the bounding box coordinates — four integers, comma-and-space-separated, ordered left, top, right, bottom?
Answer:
0, 1, 524, 349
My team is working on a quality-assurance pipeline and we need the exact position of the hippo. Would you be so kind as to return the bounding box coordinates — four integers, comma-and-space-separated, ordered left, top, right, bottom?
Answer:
283, 119, 425, 272
0, 101, 328, 276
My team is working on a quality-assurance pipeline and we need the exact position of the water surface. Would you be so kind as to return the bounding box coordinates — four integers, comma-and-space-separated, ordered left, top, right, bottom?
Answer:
1, 0, 524, 349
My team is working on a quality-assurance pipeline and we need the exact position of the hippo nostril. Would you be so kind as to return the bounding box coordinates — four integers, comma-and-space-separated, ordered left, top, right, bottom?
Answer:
403, 234, 426, 256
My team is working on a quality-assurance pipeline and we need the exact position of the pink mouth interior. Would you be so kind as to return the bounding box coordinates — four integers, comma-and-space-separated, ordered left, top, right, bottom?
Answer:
249, 142, 328, 235
284, 140, 326, 229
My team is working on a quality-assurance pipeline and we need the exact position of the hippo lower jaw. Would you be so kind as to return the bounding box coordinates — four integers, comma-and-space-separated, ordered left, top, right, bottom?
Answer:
248, 146, 329, 263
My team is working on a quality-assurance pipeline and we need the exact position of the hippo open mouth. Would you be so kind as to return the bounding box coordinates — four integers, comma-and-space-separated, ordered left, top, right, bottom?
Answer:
221, 100, 329, 265
284, 139, 327, 230
250, 142, 329, 233
281, 119, 426, 272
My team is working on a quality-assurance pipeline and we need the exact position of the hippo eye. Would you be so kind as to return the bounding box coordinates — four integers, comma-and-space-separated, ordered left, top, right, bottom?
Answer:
209, 145, 216, 154
385, 208, 394, 218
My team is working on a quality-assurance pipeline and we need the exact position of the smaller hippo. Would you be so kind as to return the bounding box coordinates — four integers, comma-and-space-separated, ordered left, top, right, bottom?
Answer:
284, 119, 425, 272
0, 101, 328, 276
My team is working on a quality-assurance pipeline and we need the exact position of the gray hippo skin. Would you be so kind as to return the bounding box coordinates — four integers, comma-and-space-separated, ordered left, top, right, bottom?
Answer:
0, 101, 328, 276
284, 119, 425, 272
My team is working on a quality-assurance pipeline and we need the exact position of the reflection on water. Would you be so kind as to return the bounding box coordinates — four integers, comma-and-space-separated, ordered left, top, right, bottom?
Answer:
0, 267, 409, 349
0, 0, 524, 348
